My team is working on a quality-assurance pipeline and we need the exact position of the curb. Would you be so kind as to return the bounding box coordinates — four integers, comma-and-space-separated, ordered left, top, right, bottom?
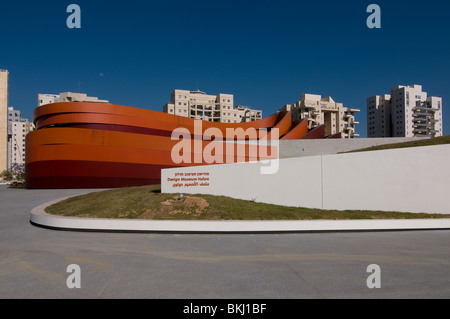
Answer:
30, 196, 450, 233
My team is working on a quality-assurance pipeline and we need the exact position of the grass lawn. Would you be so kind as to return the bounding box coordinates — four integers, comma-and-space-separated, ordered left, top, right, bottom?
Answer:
44, 184, 450, 220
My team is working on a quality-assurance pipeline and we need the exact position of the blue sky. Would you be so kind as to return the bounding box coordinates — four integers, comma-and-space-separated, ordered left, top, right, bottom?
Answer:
1, 0, 449, 137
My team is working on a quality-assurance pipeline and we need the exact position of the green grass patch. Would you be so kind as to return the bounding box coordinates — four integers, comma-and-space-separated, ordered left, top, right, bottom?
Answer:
44, 184, 450, 220
343, 135, 450, 154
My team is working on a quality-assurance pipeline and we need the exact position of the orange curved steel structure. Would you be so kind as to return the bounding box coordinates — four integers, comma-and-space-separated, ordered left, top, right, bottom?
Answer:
26, 102, 330, 189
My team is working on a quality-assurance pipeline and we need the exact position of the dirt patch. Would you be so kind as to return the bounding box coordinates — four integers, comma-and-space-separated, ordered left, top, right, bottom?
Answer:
182, 196, 209, 210
138, 196, 209, 219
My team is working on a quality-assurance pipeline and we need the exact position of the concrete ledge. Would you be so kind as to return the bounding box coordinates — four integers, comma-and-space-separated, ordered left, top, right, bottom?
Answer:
279, 137, 430, 159
30, 196, 450, 233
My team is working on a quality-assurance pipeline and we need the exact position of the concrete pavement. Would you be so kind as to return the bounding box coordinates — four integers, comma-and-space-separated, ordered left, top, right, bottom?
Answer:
0, 185, 449, 299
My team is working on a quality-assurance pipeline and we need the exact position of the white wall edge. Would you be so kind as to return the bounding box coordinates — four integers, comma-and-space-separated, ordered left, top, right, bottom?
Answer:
30, 196, 450, 233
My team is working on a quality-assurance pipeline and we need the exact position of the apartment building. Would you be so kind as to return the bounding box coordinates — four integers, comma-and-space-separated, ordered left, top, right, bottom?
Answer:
163, 89, 262, 123
367, 85, 443, 137
278, 93, 360, 138
412, 97, 442, 137
38, 92, 109, 106
38, 94, 60, 106
0, 70, 8, 173
366, 94, 392, 137
7, 106, 34, 168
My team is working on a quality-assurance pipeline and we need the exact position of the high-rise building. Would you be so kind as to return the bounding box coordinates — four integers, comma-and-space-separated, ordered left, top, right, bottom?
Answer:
163, 89, 262, 123
366, 94, 392, 137
367, 85, 443, 138
0, 69, 8, 174
278, 93, 360, 138
38, 92, 109, 106
412, 97, 442, 137
7, 106, 34, 168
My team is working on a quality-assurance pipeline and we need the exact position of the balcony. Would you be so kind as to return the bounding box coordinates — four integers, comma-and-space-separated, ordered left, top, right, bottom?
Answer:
412, 106, 439, 113
413, 122, 432, 127
412, 128, 428, 134
413, 111, 429, 116
302, 102, 317, 109
412, 116, 428, 122
344, 125, 354, 131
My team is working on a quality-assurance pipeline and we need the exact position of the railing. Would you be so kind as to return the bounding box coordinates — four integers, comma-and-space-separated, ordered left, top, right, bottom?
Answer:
412, 106, 438, 112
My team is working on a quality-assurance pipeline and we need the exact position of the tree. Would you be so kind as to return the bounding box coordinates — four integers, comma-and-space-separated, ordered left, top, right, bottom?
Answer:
0, 170, 13, 181
1, 164, 25, 182
10, 163, 25, 181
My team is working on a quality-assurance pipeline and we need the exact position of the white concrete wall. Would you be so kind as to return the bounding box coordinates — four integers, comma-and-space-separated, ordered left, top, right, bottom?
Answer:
162, 144, 450, 214
321, 145, 450, 214
162, 156, 323, 209
279, 137, 429, 158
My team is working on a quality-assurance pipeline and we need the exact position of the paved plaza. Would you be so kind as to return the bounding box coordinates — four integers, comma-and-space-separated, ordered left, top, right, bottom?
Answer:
0, 185, 449, 299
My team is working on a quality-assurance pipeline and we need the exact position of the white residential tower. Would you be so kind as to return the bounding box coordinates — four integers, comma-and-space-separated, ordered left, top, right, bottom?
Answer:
367, 85, 443, 137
